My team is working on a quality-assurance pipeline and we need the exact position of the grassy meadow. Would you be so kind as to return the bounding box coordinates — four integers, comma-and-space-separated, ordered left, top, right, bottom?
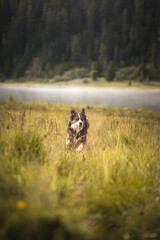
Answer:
0, 100, 160, 240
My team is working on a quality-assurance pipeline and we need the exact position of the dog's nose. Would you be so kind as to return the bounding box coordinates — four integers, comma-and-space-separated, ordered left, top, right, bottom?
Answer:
79, 122, 82, 126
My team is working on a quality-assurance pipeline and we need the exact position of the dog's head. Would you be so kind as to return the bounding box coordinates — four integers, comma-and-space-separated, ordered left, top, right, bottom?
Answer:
69, 108, 89, 133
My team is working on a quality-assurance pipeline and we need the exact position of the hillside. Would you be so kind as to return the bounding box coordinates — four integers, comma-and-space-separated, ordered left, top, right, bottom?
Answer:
0, 0, 160, 81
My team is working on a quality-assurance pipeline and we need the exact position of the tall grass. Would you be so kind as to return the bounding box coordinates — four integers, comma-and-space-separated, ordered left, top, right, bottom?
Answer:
0, 100, 160, 240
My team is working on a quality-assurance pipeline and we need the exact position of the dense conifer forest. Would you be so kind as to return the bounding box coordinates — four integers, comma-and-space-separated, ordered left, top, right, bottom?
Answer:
0, 0, 160, 81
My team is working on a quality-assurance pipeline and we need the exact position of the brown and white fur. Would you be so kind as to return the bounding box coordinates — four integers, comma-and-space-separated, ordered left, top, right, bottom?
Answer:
66, 108, 90, 151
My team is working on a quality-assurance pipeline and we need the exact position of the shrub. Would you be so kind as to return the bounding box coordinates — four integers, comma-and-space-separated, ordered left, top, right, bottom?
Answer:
115, 64, 160, 82
53, 74, 70, 82
83, 79, 89, 84
64, 68, 89, 79
90, 70, 98, 81
115, 65, 140, 81
53, 68, 89, 82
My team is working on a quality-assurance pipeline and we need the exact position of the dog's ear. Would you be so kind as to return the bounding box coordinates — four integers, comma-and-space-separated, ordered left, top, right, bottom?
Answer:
81, 108, 85, 115
71, 109, 76, 115
81, 108, 89, 129
70, 109, 76, 120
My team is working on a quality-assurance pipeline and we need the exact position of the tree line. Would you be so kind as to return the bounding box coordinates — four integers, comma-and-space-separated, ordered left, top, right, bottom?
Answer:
0, 0, 160, 81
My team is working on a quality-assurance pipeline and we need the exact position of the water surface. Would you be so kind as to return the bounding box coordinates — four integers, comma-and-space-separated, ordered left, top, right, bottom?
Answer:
0, 86, 160, 111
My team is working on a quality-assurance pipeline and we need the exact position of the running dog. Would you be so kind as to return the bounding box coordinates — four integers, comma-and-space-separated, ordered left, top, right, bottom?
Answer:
66, 108, 90, 151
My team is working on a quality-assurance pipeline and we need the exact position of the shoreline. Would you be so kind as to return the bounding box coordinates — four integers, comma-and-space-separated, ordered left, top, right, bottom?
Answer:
1, 78, 160, 90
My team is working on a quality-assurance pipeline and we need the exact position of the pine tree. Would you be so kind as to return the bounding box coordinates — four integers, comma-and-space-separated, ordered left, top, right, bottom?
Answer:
105, 61, 115, 81
0, 0, 159, 79
71, 35, 81, 65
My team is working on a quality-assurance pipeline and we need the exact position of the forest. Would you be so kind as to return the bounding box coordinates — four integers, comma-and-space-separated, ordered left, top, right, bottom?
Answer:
0, 0, 160, 81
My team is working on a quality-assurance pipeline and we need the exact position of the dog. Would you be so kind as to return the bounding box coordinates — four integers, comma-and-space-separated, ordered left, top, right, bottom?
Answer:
66, 108, 90, 151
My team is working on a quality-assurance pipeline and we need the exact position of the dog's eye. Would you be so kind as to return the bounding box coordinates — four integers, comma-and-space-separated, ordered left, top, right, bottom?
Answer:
76, 118, 79, 121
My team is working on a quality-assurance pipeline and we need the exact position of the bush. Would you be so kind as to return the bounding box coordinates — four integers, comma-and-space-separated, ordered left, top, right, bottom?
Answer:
90, 70, 98, 81
64, 68, 89, 79
115, 64, 160, 82
53, 68, 89, 82
83, 79, 89, 84
52, 62, 72, 76
143, 64, 160, 81
53, 74, 70, 82
115, 65, 140, 81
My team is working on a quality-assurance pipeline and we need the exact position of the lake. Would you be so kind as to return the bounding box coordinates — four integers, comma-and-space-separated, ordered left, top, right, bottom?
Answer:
0, 85, 160, 111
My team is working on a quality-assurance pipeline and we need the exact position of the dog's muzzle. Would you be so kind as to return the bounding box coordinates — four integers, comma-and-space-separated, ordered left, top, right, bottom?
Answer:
71, 120, 83, 132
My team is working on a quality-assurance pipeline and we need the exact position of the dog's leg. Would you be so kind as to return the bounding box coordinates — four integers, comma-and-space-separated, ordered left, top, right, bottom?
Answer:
66, 139, 71, 146
77, 143, 84, 151
66, 133, 72, 146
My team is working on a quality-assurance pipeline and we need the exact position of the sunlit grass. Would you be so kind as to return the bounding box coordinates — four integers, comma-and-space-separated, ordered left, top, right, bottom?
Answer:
0, 100, 160, 239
